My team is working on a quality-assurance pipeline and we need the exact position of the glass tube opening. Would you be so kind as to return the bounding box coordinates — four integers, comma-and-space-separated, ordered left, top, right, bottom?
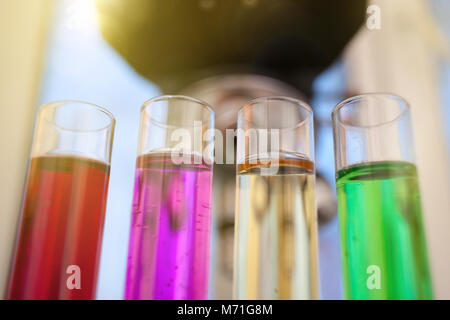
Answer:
332, 93, 415, 171
32, 101, 115, 163
41, 100, 115, 132
333, 93, 409, 129
138, 95, 215, 162
238, 96, 312, 131
141, 95, 214, 129
237, 96, 314, 166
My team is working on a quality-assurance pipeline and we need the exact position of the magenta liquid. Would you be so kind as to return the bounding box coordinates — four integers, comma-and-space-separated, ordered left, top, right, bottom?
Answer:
125, 153, 213, 300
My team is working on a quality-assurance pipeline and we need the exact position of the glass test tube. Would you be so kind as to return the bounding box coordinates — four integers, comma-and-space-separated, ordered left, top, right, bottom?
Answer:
7, 101, 115, 300
125, 95, 215, 300
332, 93, 433, 300
234, 96, 319, 300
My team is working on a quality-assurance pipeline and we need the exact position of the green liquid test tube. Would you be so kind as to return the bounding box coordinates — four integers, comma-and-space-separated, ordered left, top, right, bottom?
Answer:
332, 94, 433, 300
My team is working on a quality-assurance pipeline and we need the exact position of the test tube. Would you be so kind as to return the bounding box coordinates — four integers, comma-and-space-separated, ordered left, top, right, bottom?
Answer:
125, 95, 215, 300
234, 96, 319, 300
332, 93, 433, 299
7, 101, 115, 300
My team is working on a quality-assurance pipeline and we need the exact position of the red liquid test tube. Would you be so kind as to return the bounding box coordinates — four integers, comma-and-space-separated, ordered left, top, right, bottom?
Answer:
7, 101, 115, 300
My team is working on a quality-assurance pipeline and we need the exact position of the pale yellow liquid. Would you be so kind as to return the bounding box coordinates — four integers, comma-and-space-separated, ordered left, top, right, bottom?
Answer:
234, 157, 319, 300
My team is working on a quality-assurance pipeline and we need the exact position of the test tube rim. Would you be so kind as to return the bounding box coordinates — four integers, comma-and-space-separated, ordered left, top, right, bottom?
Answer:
141, 95, 215, 129
332, 92, 411, 130
39, 100, 116, 133
237, 95, 313, 131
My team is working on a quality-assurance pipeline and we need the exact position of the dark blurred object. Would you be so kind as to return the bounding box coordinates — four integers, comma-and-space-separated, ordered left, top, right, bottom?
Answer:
96, 0, 365, 96
180, 74, 304, 129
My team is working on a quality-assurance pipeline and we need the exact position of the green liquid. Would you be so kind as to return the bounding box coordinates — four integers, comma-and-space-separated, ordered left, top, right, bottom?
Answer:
336, 161, 433, 300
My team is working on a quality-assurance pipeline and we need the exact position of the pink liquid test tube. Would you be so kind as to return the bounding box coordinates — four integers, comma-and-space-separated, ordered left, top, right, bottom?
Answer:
125, 96, 215, 300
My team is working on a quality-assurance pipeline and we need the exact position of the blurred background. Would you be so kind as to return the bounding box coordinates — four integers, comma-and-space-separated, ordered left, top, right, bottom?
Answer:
0, 0, 449, 299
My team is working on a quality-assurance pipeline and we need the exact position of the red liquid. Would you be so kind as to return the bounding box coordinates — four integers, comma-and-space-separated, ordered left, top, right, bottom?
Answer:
7, 155, 110, 300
